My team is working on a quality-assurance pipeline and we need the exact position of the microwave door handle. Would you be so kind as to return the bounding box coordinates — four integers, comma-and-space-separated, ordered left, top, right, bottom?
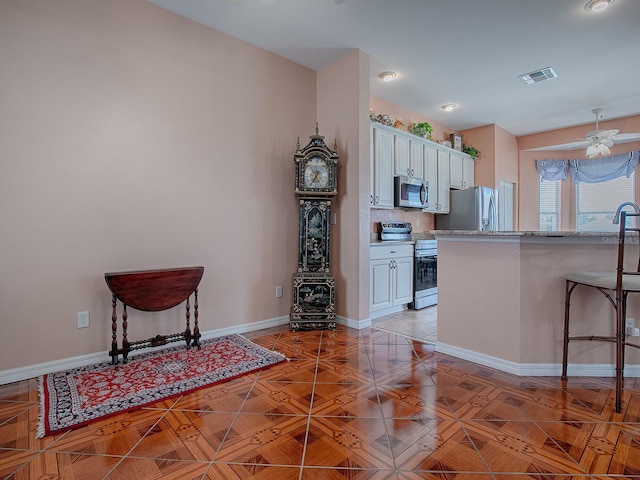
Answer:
420, 183, 428, 207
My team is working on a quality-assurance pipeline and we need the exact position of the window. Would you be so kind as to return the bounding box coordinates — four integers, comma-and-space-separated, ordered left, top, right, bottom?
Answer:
575, 173, 635, 232
539, 179, 560, 231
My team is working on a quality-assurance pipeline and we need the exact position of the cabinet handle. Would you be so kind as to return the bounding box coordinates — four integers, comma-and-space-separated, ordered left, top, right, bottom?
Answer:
375, 196, 379, 204
370, 195, 373, 204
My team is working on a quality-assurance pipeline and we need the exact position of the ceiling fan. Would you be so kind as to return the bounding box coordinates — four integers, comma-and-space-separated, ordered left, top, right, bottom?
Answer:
526, 108, 640, 156
583, 108, 621, 157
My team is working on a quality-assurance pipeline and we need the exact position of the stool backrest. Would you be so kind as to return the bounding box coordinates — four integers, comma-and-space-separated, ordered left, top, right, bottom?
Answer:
618, 211, 640, 283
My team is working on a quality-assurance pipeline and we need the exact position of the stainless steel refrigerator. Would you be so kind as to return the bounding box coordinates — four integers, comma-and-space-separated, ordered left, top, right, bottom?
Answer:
435, 186, 499, 231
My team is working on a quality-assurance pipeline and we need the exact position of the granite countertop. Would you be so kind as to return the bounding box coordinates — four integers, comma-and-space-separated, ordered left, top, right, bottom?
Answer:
431, 230, 623, 237
369, 239, 415, 245
369, 230, 435, 244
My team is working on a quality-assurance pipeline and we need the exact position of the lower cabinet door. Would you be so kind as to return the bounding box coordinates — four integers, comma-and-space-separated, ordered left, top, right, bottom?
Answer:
370, 259, 393, 312
393, 256, 414, 304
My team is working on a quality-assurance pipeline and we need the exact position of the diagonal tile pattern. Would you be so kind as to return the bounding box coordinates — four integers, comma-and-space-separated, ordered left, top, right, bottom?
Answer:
1, 308, 639, 479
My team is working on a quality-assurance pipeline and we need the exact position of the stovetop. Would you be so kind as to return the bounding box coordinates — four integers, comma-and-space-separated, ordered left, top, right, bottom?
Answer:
378, 222, 412, 242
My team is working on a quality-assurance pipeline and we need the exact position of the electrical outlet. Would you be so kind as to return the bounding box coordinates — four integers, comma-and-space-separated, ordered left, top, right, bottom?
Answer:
77, 311, 90, 328
275, 286, 283, 298
626, 317, 635, 329
626, 326, 640, 337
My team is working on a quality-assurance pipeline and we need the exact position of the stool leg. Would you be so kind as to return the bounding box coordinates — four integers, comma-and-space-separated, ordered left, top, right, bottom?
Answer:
562, 280, 576, 381
614, 291, 627, 413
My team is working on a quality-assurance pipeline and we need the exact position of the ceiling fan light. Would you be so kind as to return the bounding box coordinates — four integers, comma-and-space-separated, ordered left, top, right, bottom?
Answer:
597, 143, 611, 155
586, 144, 598, 158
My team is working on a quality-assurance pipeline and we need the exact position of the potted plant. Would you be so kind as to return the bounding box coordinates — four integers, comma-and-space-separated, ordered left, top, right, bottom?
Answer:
410, 122, 433, 139
462, 144, 480, 159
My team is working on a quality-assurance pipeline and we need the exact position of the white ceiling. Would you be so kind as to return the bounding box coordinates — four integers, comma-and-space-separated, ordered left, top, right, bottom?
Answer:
149, 0, 640, 137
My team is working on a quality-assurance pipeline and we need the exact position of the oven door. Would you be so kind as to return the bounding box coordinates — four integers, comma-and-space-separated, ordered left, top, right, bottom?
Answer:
413, 253, 437, 309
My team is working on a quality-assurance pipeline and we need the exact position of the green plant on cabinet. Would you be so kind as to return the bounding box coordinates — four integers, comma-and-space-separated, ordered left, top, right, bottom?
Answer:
410, 122, 433, 139
462, 144, 480, 159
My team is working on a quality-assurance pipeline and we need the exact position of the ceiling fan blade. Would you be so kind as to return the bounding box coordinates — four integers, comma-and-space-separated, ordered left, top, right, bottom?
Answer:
524, 140, 591, 152
611, 132, 640, 143
601, 138, 614, 147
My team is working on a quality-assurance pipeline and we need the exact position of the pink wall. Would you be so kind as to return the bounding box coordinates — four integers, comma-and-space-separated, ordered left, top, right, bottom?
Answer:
317, 50, 372, 321
459, 125, 496, 188
0, 0, 317, 371
438, 236, 640, 367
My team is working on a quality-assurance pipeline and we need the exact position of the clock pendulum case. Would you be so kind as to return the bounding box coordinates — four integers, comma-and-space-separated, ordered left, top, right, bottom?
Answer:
290, 125, 338, 331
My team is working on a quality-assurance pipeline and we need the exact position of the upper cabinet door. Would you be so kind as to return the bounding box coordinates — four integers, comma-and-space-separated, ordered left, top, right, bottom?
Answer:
394, 134, 410, 177
449, 152, 464, 189
410, 141, 425, 180
423, 146, 438, 213
463, 156, 474, 188
372, 126, 394, 209
437, 150, 450, 213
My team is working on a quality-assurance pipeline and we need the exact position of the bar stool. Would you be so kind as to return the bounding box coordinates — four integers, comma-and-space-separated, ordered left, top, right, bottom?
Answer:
562, 204, 640, 413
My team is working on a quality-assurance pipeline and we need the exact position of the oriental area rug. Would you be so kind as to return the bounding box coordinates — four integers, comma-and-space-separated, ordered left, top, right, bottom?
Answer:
37, 335, 286, 438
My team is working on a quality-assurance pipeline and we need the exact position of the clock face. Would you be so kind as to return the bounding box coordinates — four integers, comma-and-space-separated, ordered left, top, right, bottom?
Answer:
303, 157, 328, 189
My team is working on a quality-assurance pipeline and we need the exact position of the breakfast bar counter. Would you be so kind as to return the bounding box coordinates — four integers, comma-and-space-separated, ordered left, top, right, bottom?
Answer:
432, 230, 640, 376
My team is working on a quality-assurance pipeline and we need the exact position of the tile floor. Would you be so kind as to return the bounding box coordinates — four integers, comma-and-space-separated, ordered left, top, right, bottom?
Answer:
371, 306, 437, 344
1, 309, 640, 479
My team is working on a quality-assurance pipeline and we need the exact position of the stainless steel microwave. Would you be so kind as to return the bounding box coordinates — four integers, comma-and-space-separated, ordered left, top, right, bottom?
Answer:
394, 176, 428, 209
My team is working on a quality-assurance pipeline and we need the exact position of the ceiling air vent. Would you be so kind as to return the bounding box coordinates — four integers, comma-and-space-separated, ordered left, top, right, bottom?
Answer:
518, 67, 557, 85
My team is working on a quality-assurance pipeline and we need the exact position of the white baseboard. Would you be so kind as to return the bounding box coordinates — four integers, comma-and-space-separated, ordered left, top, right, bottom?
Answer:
7, 317, 635, 385
436, 342, 640, 377
369, 304, 407, 320
337, 315, 371, 330
0, 315, 290, 386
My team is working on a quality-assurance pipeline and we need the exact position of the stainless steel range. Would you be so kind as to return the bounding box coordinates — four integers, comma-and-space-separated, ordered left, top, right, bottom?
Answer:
377, 222, 437, 310
410, 239, 437, 310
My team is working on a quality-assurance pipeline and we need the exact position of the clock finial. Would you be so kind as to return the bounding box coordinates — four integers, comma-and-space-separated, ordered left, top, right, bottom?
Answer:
315, 122, 319, 136
296, 137, 300, 150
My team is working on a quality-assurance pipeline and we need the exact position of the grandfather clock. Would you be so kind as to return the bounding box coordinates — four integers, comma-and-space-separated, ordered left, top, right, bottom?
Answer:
290, 124, 338, 331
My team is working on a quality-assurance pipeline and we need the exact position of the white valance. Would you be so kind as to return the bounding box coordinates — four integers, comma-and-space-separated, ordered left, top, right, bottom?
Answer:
569, 151, 639, 184
536, 159, 568, 181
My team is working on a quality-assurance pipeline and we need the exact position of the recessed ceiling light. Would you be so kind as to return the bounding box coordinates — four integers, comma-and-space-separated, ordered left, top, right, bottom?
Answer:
585, 0, 614, 12
378, 71, 397, 82
441, 104, 457, 112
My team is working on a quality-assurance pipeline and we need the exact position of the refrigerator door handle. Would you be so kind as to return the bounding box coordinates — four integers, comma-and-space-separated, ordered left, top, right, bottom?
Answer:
488, 191, 498, 230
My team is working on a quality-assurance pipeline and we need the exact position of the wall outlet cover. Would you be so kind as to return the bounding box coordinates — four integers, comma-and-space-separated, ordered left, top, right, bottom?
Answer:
77, 311, 90, 328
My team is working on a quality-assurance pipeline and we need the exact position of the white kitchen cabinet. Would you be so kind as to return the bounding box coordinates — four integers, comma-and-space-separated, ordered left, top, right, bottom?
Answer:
463, 156, 475, 188
370, 124, 395, 209
394, 132, 424, 180
393, 133, 410, 177
450, 152, 474, 189
370, 244, 414, 315
424, 148, 450, 213
410, 140, 425, 180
